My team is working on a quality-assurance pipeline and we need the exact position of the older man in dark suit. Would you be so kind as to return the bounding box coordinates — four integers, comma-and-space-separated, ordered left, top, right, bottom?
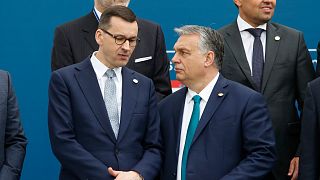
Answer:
51, 0, 171, 101
159, 25, 276, 180
0, 70, 27, 180
218, 0, 315, 179
299, 77, 320, 179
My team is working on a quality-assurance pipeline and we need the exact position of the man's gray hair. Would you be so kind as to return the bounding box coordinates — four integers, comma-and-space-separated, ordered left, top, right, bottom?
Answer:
174, 25, 224, 70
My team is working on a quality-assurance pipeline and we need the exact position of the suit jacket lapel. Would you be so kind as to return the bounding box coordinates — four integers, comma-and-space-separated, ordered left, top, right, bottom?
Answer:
261, 23, 281, 93
192, 76, 228, 144
75, 59, 116, 143
173, 88, 188, 155
224, 22, 256, 88
82, 12, 99, 51
117, 68, 139, 142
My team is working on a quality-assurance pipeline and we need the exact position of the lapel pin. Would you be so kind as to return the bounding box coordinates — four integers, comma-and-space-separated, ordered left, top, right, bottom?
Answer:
217, 92, 224, 97
274, 36, 280, 41
133, 79, 139, 84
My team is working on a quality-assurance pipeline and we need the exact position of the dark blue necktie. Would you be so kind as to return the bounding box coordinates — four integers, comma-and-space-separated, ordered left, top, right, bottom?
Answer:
246, 28, 264, 92
181, 95, 201, 180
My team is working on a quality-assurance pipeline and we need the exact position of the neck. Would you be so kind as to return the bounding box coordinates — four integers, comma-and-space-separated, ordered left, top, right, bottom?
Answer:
185, 70, 218, 94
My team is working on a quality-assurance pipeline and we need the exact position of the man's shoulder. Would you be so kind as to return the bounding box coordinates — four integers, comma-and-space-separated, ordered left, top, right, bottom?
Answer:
52, 57, 91, 76
217, 21, 237, 34
55, 12, 96, 31
0, 70, 8, 77
269, 22, 302, 35
136, 18, 163, 34
309, 77, 320, 90
0, 70, 9, 85
222, 77, 262, 100
159, 87, 186, 107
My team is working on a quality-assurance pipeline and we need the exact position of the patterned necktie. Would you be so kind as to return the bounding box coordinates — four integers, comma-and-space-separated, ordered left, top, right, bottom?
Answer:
181, 95, 201, 180
104, 69, 120, 138
246, 28, 265, 92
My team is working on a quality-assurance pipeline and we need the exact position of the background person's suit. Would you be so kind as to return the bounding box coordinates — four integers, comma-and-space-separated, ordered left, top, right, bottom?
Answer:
48, 58, 162, 180
51, 12, 172, 100
299, 77, 320, 179
0, 70, 27, 180
316, 41, 320, 77
159, 75, 276, 180
219, 21, 316, 178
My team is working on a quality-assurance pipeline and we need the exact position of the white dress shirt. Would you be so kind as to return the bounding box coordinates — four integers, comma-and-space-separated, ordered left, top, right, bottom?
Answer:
177, 73, 220, 180
94, 7, 102, 20
237, 15, 267, 75
91, 52, 123, 123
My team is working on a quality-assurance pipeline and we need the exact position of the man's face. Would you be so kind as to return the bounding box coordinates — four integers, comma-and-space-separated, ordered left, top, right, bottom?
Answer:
97, 0, 130, 8
96, 16, 138, 68
172, 34, 207, 86
235, 0, 276, 27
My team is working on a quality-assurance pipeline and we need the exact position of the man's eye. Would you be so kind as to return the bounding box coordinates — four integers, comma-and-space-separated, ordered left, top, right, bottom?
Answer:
129, 38, 137, 43
115, 36, 126, 41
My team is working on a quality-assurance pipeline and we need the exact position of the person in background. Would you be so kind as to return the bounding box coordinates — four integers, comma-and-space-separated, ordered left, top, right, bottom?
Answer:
299, 77, 320, 179
218, 0, 316, 179
316, 41, 320, 76
51, 0, 172, 101
0, 70, 27, 180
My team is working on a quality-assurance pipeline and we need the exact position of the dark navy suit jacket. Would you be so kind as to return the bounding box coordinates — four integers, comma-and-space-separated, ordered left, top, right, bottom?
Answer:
299, 77, 320, 179
159, 75, 276, 180
48, 58, 162, 180
0, 70, 27, 180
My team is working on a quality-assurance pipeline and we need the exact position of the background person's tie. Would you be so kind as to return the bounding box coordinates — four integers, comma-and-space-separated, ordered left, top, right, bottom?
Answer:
104, 69, 120, 139
246, 28, 265, 92
181, 95, 201, 180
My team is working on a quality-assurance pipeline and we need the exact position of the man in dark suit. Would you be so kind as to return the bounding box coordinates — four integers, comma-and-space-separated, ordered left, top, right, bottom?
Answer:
299, 77, 320, 179
218, 0, 315, 179
51, 0, 171, 101
48, 6, 161, 180
0, 70, 27, 180
159, 25, 276, 180
316, 41, 320, 76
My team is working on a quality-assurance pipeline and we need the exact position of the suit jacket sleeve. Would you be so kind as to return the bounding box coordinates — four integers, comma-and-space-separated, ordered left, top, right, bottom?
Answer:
0, 72, 27, 180
51, 26, 74, 71
153, 25, 172, 101
299, 82, 320, 179
316, 41, 320, 77
48, 71, 109, 179
296, 32, 316, 110
131, 80, 162, 179
221, 93, 276, 179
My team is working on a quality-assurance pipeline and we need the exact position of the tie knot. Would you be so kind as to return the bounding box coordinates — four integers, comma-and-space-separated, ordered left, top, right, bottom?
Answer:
246, 28, 264, 38
193, 95, 201, 103
106, 69, 116, 78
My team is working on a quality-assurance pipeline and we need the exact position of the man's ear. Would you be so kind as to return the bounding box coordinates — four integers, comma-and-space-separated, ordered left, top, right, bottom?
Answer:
95, 29, 104, 46
204, 51, 215, 67
234, 0, 241, 7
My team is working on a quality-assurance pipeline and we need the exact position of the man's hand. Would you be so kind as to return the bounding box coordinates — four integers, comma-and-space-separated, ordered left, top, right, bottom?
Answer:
287, 156, 299, 180
108, 167, 143, 180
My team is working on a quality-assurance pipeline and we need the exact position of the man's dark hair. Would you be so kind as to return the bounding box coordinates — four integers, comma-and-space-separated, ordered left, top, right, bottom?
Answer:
98, 5, 136, 30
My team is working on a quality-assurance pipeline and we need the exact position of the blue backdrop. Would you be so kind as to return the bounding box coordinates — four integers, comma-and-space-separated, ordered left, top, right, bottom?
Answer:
0, 1, 318, 179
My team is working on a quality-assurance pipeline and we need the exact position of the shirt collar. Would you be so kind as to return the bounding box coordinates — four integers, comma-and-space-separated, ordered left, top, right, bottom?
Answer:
94, 7, 102, 20
237, 15, 267, 32
186, 73, 220, 104
90, 51, 122, 80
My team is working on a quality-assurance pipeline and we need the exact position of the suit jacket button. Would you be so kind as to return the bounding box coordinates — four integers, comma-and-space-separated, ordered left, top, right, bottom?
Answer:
115, 148, 119, 155
172, 173, 176, 177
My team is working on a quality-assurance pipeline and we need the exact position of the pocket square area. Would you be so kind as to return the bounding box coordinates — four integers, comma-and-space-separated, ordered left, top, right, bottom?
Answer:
134, 56, 152, 63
